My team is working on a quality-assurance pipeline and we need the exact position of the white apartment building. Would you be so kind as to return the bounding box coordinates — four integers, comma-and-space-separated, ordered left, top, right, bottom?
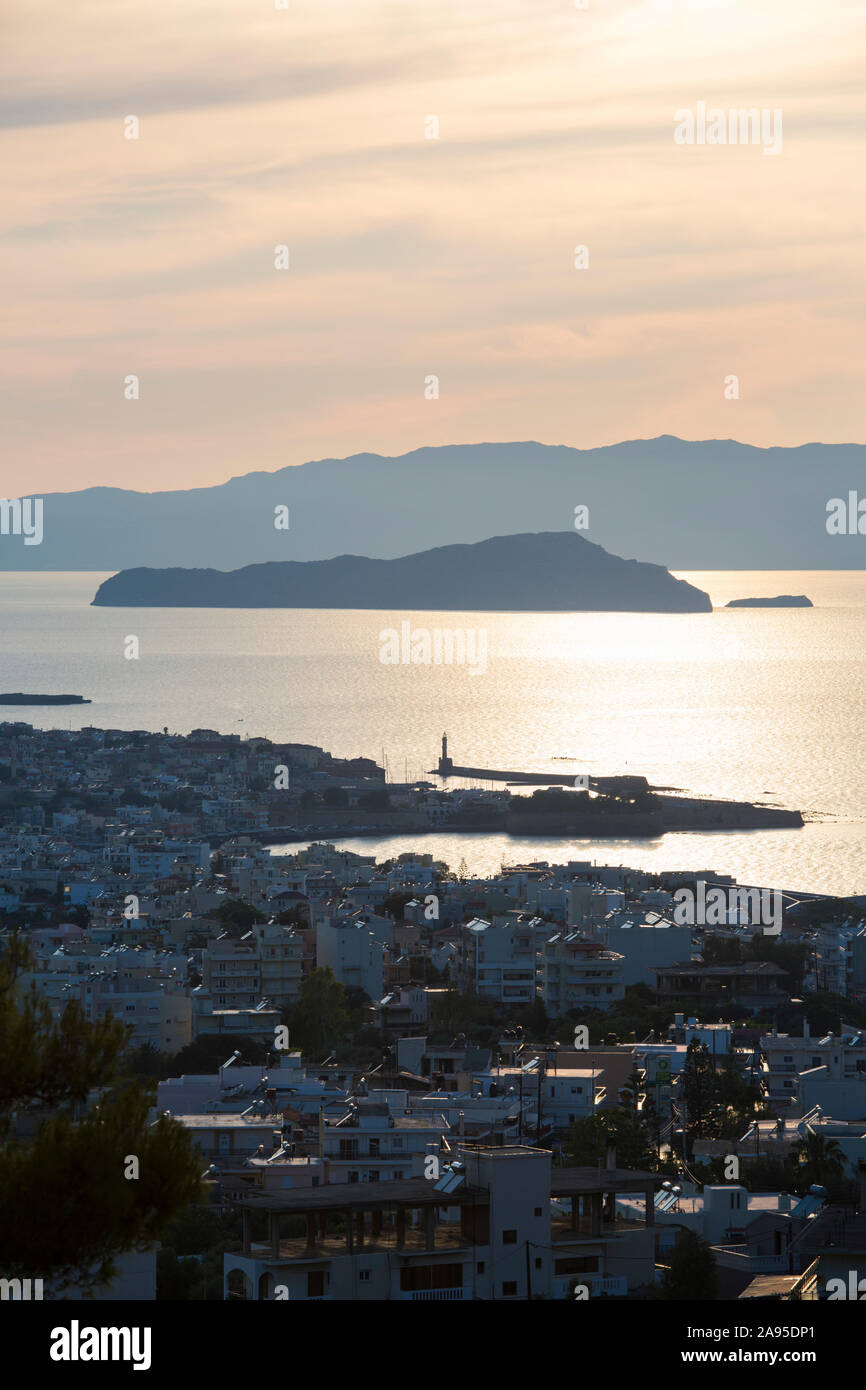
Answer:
480, 1063, 604, 1133
541, 933, 625, 1016
316, 914, 387, 1000
322, 1102, 446, 1185
223, 1145, 657, 1302
459, 917, 537, 1005
81, 973, 192, 1053
760, 1022, 866, 1107
588, 918, 694, 988
254, 920, 303, 1010
202, 932, 261, 1010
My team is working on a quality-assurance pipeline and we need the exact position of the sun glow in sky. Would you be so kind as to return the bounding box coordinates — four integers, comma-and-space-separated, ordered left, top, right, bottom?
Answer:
2, 0, 865, 493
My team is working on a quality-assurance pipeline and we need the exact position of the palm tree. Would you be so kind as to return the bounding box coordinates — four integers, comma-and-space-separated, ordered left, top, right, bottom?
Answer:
792, 1132, 845, 1189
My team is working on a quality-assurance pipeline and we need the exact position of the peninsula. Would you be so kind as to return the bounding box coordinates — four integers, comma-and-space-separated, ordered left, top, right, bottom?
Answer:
91, 532, 712, 612
0, 693, 91, 706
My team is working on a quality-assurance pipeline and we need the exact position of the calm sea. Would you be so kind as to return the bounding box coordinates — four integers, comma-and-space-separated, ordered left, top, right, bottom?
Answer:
1, 570, 865, 896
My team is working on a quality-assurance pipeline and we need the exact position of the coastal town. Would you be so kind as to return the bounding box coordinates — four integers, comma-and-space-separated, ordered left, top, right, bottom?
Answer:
2, 719, 866, 1304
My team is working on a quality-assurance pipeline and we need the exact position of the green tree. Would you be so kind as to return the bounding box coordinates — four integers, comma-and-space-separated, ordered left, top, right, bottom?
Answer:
621, 1065, 646, 1114
660, 1229, 719, 1300
701, 934, 743, 966
156, 1207, 242, 1300
745, 935, 808, 991
123, 1042, 171, 1080
382, 891, 415, 921
791, 1132, 845, 1190
0, 932, 202, 1294
563, 1108, 655, 1171
274, 905, 308, 928
358, 788, 391, 810
679, 1039, 719, 1146
212, 898, 266, 937
286, 967, 351, 1055
171, 1035, 262, 1074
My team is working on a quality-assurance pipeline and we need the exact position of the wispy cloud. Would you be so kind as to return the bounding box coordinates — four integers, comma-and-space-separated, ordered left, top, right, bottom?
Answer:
1, 0, 864, 491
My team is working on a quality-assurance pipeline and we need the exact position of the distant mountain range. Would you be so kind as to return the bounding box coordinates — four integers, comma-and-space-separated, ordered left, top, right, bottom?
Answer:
5, 437, 865, 571
91, 532, 712, 612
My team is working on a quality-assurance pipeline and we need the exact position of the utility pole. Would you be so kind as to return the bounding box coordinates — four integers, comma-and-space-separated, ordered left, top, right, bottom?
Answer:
518, 1070, 524, 1142
536, 1063, 545, 1146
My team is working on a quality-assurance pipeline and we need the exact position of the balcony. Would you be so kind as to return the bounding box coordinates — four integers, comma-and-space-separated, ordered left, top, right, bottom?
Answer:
551, 1213, 646, 1243
552, 1274, 627, 1299
711, 1246, 790, 1274
403, 1288, 467, 1301
248, 1222, 470, 1262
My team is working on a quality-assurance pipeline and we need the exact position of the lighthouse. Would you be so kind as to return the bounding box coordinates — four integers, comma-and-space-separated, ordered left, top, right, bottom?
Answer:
439, 733, 453, 775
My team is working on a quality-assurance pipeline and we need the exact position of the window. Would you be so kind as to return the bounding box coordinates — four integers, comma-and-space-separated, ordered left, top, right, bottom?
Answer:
369, 1170, 379, 1182
477, 1262, 485, 1274
359, 1270, 371, 1282
503, 1230, 517, 1245
369, 1138, 380, 1157
307, 1271, 325, 1298
394, 1170, 404, 1181
535, 1258, 542, 1270
555, 1256, 598, 1275
502, 1281, 518, 1296
348, 1171, 359, 1183
534, 1207, 542, 1217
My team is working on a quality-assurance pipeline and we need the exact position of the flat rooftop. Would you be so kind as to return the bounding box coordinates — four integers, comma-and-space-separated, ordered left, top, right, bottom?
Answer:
229, 1177, 488, 1214
550, 1167, 656, 1196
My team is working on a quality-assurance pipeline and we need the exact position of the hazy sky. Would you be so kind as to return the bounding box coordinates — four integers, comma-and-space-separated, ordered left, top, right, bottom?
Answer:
3, 0, 865, 494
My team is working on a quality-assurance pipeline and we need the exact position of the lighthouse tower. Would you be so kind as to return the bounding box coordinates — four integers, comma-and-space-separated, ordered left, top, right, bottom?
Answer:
439, 733, 453, 775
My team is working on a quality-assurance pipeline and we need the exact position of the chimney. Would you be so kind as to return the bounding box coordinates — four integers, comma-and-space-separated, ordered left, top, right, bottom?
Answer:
606, 1143, 617, 1171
